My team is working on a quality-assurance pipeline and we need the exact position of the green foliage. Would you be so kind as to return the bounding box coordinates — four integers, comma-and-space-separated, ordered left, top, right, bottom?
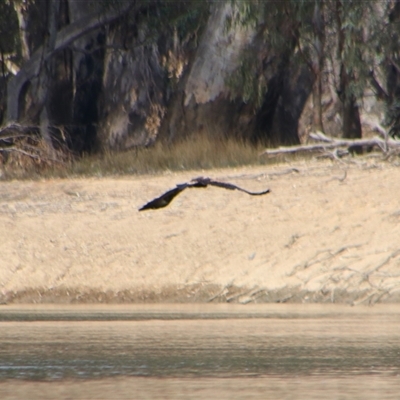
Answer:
334, 1, 385, 100
156, 1, 210, 41
226, 52, 267, 107
226, 0, 260, 31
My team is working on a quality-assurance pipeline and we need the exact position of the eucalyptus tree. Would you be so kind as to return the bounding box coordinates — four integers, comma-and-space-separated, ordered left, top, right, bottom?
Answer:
2, 0, 210, 151
229, 0, 395, 141
221, 0, 329, 147
383, 0, 400, 137
327, 0, 383, 139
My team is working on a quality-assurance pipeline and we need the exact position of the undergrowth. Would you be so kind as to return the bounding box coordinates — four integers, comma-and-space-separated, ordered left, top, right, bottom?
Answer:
0, 134, 291, 180
72, 135, 272, 176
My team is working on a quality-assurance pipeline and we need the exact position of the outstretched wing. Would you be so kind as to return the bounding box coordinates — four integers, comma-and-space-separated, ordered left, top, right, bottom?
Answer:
139, 177, 270, 211
206, 179, 270, 195
139, 184, 188, 211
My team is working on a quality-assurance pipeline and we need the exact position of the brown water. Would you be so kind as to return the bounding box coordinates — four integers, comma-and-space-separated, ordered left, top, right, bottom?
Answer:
0, 304, 400, 399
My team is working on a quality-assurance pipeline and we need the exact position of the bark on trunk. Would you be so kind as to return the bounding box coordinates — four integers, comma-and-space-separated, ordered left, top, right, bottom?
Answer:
312, 74, 324, 132
340, 67, 362, 140
335, 0, 362, 143
342, 95, 362, 139
37, 0, 61, 150
67, 1, 105, 152
14, 1, 31, 61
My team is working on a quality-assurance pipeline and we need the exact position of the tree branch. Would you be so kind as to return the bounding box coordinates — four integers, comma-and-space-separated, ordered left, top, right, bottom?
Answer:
0, 146, 65, 165
369, 70, 389, 101
260, 131, 400, 157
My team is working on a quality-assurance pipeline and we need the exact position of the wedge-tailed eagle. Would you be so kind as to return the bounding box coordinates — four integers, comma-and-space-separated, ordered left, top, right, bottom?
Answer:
139, 176, 270, 211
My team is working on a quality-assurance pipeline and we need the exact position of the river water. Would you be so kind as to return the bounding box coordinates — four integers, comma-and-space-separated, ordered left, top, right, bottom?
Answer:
0, 304, 399, 399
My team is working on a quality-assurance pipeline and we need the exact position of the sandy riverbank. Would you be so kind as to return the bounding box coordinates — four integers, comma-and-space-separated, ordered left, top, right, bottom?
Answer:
1, 158, 400, 305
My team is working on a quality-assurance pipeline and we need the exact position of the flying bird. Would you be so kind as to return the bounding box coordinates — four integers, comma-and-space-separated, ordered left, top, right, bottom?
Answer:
139, 176, 270, 211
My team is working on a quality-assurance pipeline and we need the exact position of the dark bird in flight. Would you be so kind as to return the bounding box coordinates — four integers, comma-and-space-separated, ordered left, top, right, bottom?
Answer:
139, 176, 270, 211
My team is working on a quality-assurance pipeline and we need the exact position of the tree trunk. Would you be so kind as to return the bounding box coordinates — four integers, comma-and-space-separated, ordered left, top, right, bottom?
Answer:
37, 0, 61, 150
335, 0, 362, 143
340, 66, 363, 153
67, 1, 105, 152
342, 95, 362, 139
264, 64, 314, 146
311, 1, 325, 132
159, 1, 255, 144
312, 0, 325, 132
340, 67, 362, 140
312, 71, 324, 132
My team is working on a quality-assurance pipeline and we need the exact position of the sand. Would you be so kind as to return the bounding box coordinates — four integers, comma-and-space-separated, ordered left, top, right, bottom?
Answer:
1, 158, 400, 304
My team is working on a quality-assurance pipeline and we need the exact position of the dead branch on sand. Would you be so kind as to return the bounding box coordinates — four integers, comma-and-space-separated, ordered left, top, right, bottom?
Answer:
287, 243, 364, 278
260, 131, 400, 158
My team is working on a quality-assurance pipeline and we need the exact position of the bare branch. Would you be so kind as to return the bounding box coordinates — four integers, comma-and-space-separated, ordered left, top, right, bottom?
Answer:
260, 131, 400, 157
0, 146, 66, 165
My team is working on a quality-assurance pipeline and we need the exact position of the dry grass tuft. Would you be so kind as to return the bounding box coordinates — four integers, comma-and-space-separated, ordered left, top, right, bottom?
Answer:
69, 134, 278, 177
0, 131, 296, 180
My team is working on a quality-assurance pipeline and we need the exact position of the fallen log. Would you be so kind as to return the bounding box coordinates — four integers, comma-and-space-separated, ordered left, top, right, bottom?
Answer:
260, 131, 400, 157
